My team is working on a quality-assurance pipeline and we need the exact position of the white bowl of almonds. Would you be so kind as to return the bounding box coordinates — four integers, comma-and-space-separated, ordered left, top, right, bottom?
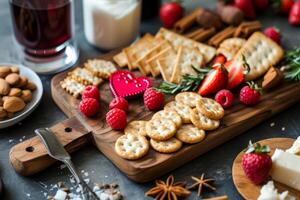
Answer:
0, 64, 43, 129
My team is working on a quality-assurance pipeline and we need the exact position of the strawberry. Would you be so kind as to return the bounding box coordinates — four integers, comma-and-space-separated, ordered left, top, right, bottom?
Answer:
82, 86, 100, 101
144, 88, 165, 111
212, 54, 227, 65
264, 27, 281, 44
239, 82, 262, 106
233, 0, 256, 19
215, 89, 234, 109
106, 108, 127, 130
242, 141, 272, 185
198, 64, 228, 96
289, 1, 300, 25
254, 0, 269, 10
272, 0, 294, 14
109, 97, 129, 112
225, 61, 243, 90
79, 98, 99, 117
159, 2, 183, 28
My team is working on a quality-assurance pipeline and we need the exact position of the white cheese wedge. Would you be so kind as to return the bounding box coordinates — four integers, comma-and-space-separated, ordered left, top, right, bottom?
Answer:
286, 137, 300, 155
258, 181, 295, 200
271, 149, 300, 191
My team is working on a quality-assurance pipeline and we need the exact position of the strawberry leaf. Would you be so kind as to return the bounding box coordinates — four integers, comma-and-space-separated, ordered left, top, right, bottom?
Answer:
245, 140, 271, 154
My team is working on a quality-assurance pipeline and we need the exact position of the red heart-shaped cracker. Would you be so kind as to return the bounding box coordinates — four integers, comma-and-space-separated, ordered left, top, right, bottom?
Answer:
109, 70, 152, 98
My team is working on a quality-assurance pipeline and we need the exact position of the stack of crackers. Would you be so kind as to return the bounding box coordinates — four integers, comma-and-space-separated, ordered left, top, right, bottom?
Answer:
113, 28, 216, 84
60, 59, 117, 98
115, 92, 225, 160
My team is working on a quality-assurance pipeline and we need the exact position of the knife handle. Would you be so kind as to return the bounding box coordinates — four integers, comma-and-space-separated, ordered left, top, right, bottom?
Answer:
9, 117, 91, 176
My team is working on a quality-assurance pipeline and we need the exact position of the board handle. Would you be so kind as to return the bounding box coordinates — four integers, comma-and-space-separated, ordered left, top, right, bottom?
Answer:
9, 117, 91, 176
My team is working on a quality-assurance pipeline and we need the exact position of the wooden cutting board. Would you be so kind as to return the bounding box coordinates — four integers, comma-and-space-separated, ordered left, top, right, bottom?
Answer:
9, 51, 300, 182
232, 138, 300, 199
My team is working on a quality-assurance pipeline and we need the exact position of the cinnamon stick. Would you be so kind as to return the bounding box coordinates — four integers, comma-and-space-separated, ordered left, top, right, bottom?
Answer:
234, 21, 262, 37
174, 8, 203, 33
203, 195, 228, 200
185, 28, 205, 38
208, 26, 236, 47
192, 27, 216, 42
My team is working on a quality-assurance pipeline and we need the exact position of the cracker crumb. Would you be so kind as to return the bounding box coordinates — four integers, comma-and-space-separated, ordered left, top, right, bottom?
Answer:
282, 127, 286, 131
270, 122, 275, 127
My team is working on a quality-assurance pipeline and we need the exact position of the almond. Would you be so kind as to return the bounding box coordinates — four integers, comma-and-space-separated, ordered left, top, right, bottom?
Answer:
0, 67, 11, 78
21, 90, 32, 103
10, 66, 20, 74
3, 96, 25, 113
5, 73, 20, 85
9, 88, 22, 97
16, 75, 28, 88
0, 78, 10, 95
0, 107, 7, 119
25, 81, 37, 91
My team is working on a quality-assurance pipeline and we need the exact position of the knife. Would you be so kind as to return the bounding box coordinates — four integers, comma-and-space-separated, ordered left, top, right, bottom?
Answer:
35, 128, 99, 200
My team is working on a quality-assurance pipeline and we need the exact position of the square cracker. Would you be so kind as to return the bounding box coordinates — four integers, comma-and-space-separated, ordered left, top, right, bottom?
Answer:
69, 68, 103, 86
157, 54, 177, 82
114, 34, 154, 69
171, 45, 204, 83
146, 46, 176, 77
231, 32, 284, 81
60, 77, 85, 98
136, 40, 172, 76
217, 37, 246, 60
155, 28, 216, 63
84, 59, 117, 79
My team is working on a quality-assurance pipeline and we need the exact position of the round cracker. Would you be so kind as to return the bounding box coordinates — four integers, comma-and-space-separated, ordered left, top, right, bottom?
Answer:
197, 98, 224, 120
146, 118, 176, 141
191, 108, 220, 131
176, 124, 205, 144
150, 138, 182, 153
124, 120, 147, 137
152, 110, 182, 128
115, 134, 149, 160
175, 92, 202, 108
164, 101, 192, 123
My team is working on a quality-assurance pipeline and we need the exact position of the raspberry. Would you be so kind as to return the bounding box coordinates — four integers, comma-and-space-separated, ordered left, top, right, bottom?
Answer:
239, 82, 261, 106
215, 89, 234, 109
106, 108, 127, 130
79, 98, 99, 117
143, 88, 164, 111
82, 86, 100, 101
264, 27, 281, 44
109, 97, 129, 112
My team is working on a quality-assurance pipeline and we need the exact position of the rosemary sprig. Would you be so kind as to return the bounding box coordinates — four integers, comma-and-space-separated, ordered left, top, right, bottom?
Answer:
154, 66, 211, 94
283, 47, 300, 81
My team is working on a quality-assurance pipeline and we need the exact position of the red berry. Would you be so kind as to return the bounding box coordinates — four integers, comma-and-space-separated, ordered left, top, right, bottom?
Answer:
159, 2, 183, 28
289, 1, 300, 26
109, 97, 129, 112
234, 0, 256, 19
144, 88, 164, 111
254, 0, 269, 10
198, 64, 228, 96
212, 54, 227, 65
82, 86, 100, 101
106, 108, 127, 130
239, 82, 261, 106
215, 89, 234, 109
79, 98, 99, 117
264, 27, 281, 44
242, 141, 272, 185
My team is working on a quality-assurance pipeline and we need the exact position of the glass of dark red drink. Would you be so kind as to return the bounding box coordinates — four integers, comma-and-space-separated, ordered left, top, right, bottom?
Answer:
9, 0, 79, 74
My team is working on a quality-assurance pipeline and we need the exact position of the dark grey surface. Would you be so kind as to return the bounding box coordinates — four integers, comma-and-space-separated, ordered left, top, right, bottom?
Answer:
0, 0, 299, 199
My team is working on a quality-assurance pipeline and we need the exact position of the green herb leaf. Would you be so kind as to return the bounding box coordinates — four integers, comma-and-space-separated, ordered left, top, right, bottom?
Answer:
154, 66, 211, 94
283, 47, 300, 81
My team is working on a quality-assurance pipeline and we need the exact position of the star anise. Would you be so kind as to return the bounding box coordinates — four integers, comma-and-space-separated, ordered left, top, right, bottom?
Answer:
145, 175, 191, 200
188, 174, 216, 197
